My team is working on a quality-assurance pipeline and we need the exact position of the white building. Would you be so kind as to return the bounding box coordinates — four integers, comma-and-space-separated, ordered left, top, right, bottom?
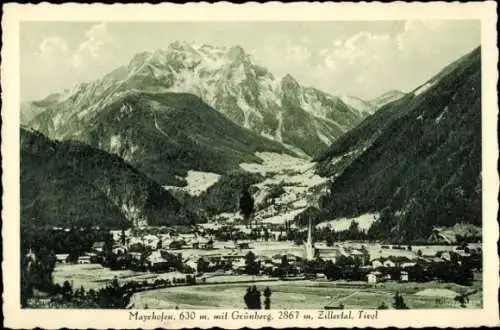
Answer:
147, 250, 168, 267
55, 254, 69, 264
383, 259, 396, 268
112, 245, 127, 255
372, 259, 383, 269
77, 256, 91, 264
401, 262, 417, 269
367, 271, 381, 283
400, 271, 409, 282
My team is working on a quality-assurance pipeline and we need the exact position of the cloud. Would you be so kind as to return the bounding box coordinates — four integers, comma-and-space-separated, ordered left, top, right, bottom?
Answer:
24, 22, 116, 101
286, 45, 312, 64
35, 36, 69, 57
72, 22, 112, 68
312, 20, 479, 98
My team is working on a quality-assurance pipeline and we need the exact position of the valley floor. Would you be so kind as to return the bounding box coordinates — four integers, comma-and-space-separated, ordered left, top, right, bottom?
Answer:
130, 277, 482, 309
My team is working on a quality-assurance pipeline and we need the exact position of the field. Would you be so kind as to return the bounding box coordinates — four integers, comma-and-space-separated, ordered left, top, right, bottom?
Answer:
131, 278, 482, 309
52, 264, 187, 290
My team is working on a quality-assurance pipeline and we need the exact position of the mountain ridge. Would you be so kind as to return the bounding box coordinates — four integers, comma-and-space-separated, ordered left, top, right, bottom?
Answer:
21, 126, 196, 228
310, 47, 482, 242
23, 41, 368, 156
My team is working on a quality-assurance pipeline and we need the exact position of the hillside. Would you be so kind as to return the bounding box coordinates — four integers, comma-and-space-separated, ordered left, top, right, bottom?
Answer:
23, 41, 366, 156
313, 47, 482, 242
27, 91, 291, 185
21, 127, 196, 229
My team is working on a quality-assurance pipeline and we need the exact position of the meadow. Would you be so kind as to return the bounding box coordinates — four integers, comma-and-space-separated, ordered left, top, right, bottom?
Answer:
131, 278, 482, 309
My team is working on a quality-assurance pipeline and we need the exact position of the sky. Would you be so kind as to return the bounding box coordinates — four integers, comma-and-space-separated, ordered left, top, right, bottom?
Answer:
20, 20, 480, 102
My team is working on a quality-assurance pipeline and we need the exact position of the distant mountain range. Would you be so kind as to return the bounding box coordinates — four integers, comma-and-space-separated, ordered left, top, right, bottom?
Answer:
368, 90, 406, 110
312, 47, 481, 241
21, 127, 196, 229
20, 41, 481, 241
22, 41, 379, 156
26, 91, 291, 186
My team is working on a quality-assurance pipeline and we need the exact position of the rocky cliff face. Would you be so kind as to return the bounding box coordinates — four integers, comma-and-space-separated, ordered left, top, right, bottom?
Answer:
24, 41, 367, 156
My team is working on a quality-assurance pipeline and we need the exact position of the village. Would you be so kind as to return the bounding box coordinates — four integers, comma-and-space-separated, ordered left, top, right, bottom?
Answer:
45, 217, 481, 289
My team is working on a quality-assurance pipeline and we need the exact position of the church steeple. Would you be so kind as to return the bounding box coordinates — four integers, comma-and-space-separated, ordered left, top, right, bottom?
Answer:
307, 217, 312, 245
304, 217, 314, 261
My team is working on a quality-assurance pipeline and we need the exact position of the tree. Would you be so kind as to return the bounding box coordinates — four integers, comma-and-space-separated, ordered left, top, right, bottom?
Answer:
393, 292, 408, 309
239, 187, 255, 227
197, 257, 210, 273
120, 229, 126, 246
244, 287, 251, 309
62, 280, 73, 301
377, 302, 389, 309
87, 288, 96, 301
280, 255, 289, 277
263, 287, 272, 309
324, 260, 342, 281
347, 221, 360, 240
245, 251, 259, 275
252, 285, 262, 309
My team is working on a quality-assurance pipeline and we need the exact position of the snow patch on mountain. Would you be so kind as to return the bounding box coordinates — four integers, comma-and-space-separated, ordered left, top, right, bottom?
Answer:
414, 82, 434, 96
435, 106, 448, 123
370, 90, 406, 109
164, 170, 221, 197
341, 95, 376, 115
316, 213, 379, 232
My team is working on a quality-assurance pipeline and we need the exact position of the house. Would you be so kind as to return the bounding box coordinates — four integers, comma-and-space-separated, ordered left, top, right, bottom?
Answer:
196, 238, 214, 250
316, 273, 327, 279
112, 245, 127, 255
205, 253, 223, 262
285, 253, 303, 264
429, 256, 445, 264
110, 230, 123, 242
367, 271, 382, 283
372, 259, 384, 269
318, 249, 341, 263
169, 240, 184, 250
128, 242, 146, 253
147, 250, 169, 269
55, 254, 69, 264
224, 253, 246, 262
271, 253, 285, 264
237, 242, 251, 249
350, 250, 365, 264
179, 233, 196, 241
400, 262, 417, 269
143, 234, 160, 249
400, 271, 409, 282
91, 242, 106, 253
383, 259, 396, 268
456, 251, 471, 258
129, 252, 143, 261
77, 255, 91, 264
255, 255, 272, 264
232, 258, 246, 271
